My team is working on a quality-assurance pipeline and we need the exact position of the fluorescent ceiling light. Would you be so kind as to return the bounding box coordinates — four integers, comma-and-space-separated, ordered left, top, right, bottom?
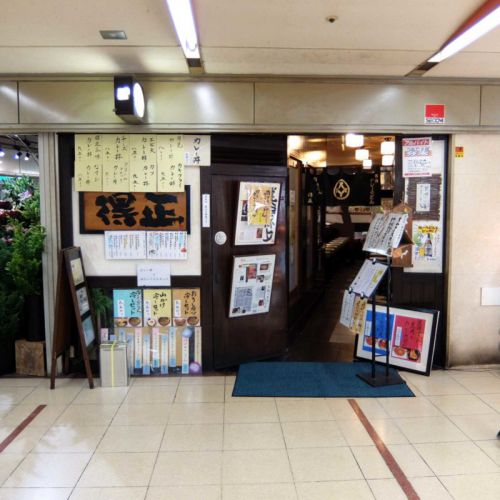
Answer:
382, 154, 394, 166
355, 149, 369, 161
345, 133, 364, 148
428, 5, 500, 63
362, 159, 372, 169
381, 140, 395, 155
166, 0, 200, 59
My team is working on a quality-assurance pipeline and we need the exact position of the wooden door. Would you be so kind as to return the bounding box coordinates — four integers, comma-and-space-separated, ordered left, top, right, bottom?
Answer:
211, 165, 288, 368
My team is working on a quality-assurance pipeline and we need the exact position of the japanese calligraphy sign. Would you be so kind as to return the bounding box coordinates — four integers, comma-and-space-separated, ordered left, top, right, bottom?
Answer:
184, 135, 211, 166
129, 135, 157, 192
80, 188, 190, 233
143, 289, 172, 327
75, 134, 103, 191
157, 135, 184, 192
102, 134, 129, 191
235, 181, 281, 245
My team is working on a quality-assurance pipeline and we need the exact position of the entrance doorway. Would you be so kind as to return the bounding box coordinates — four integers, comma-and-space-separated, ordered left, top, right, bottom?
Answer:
202, 133, 448, 370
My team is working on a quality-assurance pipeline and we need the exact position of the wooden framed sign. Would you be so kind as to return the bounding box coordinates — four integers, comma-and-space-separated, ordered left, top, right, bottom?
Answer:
50, 247, 96, 389
79, 187, 191, 234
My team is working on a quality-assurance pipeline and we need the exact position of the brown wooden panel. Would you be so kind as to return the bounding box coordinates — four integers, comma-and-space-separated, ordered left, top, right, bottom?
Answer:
211, 172, 288, 368
80, 190, 188, 233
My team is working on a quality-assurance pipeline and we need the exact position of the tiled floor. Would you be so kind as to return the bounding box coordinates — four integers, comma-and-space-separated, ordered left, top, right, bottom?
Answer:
0, 369, 499, 499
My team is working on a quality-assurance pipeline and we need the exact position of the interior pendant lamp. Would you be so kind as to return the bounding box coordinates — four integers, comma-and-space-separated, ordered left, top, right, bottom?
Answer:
355, 148, 369, 161
345, 133, 364, 148
380, 138, 395, 155
382, 154, 394, 166
362, 159, 372, 169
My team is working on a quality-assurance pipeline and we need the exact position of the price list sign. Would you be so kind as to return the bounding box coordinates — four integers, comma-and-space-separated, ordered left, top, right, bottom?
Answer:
75, 134, 103, 191
157, 135, 184, 192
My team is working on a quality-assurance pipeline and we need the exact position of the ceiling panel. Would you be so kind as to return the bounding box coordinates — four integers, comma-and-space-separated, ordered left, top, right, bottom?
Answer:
0, 0, 499, 79
425, 52, 500, 78
0, 0, 178, 46
0, 47, 188, 75
195, 0, 479, 51
202, 48, 427, 76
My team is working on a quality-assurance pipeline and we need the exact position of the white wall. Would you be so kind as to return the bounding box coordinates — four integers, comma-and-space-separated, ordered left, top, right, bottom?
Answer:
447, 134, 500, 366
72, 165, 201, 276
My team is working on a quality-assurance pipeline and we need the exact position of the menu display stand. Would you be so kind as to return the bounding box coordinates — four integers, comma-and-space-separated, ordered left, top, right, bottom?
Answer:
356, 256, 405, 387
50, 247, 96, 389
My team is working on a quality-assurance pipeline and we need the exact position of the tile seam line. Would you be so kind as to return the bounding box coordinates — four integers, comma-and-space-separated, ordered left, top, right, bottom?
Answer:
0, 404, 46, 453
348, 399, 420, 500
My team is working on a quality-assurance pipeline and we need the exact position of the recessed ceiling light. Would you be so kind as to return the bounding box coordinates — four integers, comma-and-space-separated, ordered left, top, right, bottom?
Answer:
100, 30, 127, 40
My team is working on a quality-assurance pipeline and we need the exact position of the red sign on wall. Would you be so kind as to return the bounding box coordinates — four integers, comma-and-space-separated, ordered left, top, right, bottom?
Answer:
425, 104, 445, 124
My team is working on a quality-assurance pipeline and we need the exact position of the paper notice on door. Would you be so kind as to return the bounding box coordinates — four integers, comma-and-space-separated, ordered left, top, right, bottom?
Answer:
416, 183, 431, 212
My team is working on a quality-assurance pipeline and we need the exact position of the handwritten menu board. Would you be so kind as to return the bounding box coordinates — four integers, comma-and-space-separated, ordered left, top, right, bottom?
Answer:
129, 135, 157, 192
75, 135, 103, 191
184, 135, 211, 166
157, 135, 184, 192
102, 134, 129, 191
143, 289, 172, 327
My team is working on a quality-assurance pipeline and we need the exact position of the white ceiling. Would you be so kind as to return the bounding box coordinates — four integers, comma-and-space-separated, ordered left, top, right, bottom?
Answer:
0, 0, 499, 79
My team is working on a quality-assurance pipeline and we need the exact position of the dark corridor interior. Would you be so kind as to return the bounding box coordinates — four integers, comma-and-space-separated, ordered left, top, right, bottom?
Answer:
285, 259, 362, 363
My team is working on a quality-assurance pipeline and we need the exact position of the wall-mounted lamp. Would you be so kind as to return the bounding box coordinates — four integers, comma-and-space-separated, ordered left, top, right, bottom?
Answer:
113, 75, 146, 124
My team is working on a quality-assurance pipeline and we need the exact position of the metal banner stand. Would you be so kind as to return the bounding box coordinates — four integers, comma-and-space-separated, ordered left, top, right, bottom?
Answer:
357, 256, 405, 387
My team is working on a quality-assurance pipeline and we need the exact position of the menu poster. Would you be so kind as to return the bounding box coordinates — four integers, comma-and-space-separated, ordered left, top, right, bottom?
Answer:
102, 134, 129, 192
363, 213, 408, 256
184, 135, 211, 166
137, 263, 171, 287
409, 220, 443, 273
340, 290, 355, 328
69, 258, 84, 286
229, 255, 275, 317
143, 289, 172, 327
146, 231, 188, 260
351, 296, 368, 336
157, 135, 184, 192
75, 134, 103, 192
129, 135, 157, 192
235, 182, 281, 245
113, 289, 143, 327
349, 259, 388, 298
402, 137, 432, 178
82, 316, 96, 348
105, 231, 147, 260
360, 308, 394, 357
171, 288, 202, 374
76, 287, 90, 316
355, 305, 438, 375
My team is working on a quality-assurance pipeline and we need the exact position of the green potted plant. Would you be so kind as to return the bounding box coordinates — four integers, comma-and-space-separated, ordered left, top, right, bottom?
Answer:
1, 176, 46, 350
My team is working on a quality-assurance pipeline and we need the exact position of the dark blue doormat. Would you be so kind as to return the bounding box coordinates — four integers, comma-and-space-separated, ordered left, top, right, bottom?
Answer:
233, 362, 414, 398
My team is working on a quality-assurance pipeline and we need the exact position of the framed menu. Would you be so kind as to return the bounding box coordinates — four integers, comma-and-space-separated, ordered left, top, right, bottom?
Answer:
354, 305, 439, 375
